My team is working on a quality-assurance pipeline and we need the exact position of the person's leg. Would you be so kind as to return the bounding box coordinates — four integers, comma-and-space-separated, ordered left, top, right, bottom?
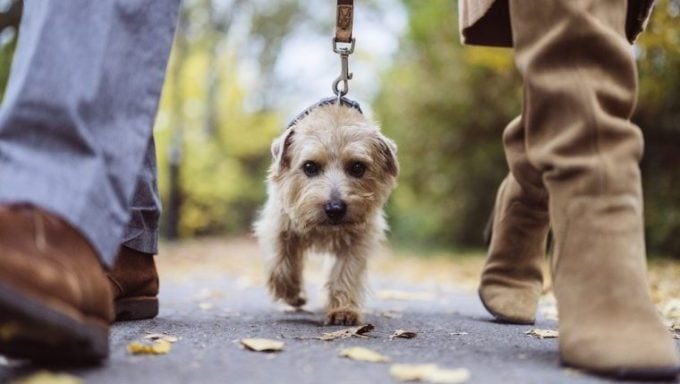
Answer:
0, 0, 179, 362
479, 116, 550, 325
508, 0, 679, 378
108, 137, 161, 321
121, 137, 162, 255
0, 0, 179, 265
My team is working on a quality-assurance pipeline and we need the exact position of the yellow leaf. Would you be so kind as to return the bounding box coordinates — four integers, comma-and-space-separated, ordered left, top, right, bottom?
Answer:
10, 371, 82, 384
376, 290, 435, 301
240, 338, 284, 352
340, 347, 390, 363
525, 329, 559, 339
127, 340, 172, 355
390, 364, 471, 384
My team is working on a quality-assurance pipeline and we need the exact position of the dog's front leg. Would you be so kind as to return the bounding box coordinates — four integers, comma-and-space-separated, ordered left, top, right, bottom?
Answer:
325, 251, 367, 326
266, 234, 307, 308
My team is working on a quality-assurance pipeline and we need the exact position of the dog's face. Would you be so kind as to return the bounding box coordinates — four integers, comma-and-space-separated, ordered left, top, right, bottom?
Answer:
269, 104, 398, 232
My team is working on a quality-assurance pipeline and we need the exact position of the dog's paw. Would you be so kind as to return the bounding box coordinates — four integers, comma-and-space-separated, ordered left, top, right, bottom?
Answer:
284, 293, 307, 308
325, 308, 361, 326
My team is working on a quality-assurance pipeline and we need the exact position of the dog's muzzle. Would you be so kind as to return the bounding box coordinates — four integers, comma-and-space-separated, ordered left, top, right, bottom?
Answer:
324, 199, 347, 224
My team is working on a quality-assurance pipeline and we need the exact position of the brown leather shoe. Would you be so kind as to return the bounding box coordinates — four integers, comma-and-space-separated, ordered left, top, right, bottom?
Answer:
107, 246, 159, 321
0, 205, 113, 364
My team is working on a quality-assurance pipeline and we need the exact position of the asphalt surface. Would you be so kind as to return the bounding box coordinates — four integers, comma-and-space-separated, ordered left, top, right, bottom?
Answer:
1, 240, 678, 384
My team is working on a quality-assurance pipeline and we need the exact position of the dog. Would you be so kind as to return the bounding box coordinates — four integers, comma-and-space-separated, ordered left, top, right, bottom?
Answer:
254, 99, 398, 325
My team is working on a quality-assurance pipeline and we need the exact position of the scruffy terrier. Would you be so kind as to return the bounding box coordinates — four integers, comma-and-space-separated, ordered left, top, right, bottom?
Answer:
254, 100, 398, 326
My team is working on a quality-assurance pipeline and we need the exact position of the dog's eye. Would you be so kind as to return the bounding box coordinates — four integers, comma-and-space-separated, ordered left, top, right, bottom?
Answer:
348, 162, 366, 178
302, 161, 321, 177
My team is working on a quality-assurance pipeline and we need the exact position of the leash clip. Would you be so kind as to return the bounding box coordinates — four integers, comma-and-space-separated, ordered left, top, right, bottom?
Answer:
332, 38, 355, 97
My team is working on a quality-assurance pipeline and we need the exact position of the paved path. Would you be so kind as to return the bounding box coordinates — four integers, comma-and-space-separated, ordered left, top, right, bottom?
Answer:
1, 238, 678, 384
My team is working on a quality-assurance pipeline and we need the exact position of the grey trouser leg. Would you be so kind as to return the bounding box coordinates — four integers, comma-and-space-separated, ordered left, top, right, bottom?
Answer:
121, 137, 161, 255
0, 0, 180, 266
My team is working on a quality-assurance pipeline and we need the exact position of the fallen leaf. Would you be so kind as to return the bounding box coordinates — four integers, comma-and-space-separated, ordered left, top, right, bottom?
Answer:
390, 364, 470, 383
320, 324, 375, 341
660, 299, 680, 320
340, 347, 390, 363
10, 371, 82, 384
526, 329, 559, 339
376, 290, 435, 301
127, 340, 172, 355
391, 329, 417, 339
240, 338, 284, 352
449, 332, 469, 336
144, 332, 179, 343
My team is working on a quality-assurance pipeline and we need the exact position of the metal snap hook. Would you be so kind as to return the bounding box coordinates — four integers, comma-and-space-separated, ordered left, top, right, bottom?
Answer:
332, 38, 355, 97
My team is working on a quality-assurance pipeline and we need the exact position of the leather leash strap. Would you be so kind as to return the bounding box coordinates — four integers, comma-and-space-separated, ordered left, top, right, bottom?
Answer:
335, 0, 354, 43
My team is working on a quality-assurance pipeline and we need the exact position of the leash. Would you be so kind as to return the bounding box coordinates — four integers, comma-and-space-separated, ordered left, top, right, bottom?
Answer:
332, 0, 355, 99
287, 0, 362, 129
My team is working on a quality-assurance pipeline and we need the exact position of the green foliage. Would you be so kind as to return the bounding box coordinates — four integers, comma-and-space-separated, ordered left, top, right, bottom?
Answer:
154, 47, 280, 237
377, 0, 680, 257
635, 0, 680, 257
375, 0, 520, 247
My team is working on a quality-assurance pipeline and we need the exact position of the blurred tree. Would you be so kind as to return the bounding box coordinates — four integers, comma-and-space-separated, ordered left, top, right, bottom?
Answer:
374, 0, 520, 248
0, 0, 21, 101
376, 0, 680, 257
635, 0, 680, 257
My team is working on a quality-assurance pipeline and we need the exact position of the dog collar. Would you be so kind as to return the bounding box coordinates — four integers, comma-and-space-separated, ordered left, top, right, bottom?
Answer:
287, 97, 363, 129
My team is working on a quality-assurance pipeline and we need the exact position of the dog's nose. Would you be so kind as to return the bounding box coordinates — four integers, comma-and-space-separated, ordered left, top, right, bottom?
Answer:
324, 200, 347, 223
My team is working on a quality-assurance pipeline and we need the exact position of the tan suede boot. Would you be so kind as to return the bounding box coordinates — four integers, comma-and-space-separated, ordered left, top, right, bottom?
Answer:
0, 205, 113, 364
479, 173, 549, 325
107, 247, 159, 321
508, 0, 680, 379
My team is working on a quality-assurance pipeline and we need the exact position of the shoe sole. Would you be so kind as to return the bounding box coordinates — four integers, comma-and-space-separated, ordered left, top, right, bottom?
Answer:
114, 297, 159, 321
0, 282, 109, 365
562, 360, 680, 381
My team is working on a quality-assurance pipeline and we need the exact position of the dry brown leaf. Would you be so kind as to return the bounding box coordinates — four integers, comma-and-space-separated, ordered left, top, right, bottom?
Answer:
340, 347, 390, 363
526, 329, 559, 339
9, 371, 82, 384
391, 329, 417, 339
240, 338, 284, 352
144, 332, 179, 343
390, 364, 471, 383
127, 340, 172, 355
376, 290, 435, 301
320, 324, 375, 341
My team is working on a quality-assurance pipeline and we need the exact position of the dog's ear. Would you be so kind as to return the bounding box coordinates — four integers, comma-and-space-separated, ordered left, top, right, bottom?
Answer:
271, 128, 295, 171
375, 133, 399, 177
